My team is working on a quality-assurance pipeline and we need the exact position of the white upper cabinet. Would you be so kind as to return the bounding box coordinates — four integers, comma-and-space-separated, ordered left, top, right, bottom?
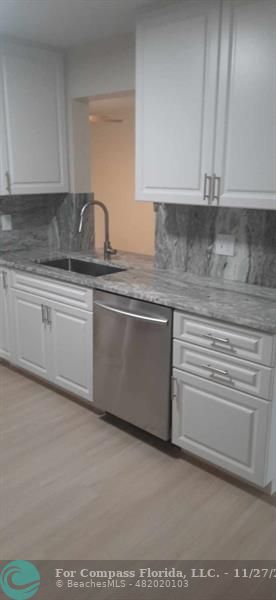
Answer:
0, 40, 68, 195
136, 1, 220, 205
214, 0, 276, 209
0, 53, 7, 196
136, 0, 276, 209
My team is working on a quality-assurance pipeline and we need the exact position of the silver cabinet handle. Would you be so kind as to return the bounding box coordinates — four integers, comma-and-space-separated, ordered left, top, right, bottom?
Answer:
212, 173, 221, 204
171, 376, 178, 401
5, 171, 11, 194
204, 333, 230, 344
41, 305, 47, 324
46, 306, 52, 326
203, 173, 212, 204
201, 363, 234, 385
201, 363, 229, 376
41, 305, 52, 326
94, 301, 168, 325
2, 271, 8, 290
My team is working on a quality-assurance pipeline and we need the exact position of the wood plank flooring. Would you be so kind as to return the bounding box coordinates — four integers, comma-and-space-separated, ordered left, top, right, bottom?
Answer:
1, 363, 276, 560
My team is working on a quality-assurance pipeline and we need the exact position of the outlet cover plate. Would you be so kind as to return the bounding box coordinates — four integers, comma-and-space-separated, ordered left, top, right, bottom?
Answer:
1, 214, 12, 231
215, 234, 235, 257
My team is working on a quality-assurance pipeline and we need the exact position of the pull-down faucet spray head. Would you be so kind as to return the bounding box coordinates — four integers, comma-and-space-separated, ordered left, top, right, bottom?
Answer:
78, 200, 117, 261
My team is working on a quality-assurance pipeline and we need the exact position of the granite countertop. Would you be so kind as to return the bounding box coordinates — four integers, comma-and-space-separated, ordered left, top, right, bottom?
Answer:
1, 248, 276, 334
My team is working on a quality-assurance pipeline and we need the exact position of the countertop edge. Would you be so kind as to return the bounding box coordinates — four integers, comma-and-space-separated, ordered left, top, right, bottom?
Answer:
1, 252, 276, 335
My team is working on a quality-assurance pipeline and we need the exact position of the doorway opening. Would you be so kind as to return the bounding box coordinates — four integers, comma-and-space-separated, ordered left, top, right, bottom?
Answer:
89, 91, 154, 256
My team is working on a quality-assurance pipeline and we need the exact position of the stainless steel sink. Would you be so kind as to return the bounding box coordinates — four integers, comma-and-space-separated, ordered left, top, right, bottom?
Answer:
38, 257, 125, 277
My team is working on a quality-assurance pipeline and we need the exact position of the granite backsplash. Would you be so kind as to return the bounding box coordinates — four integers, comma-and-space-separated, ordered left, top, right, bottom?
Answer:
0, 193, 94, 254
155, 204, 276, 288
2, 196, 276, 289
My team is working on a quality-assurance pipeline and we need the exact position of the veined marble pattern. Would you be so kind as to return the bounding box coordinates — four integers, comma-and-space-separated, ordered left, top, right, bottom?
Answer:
155, 204, 276, 288
0, 193, 94, 253
1, 249, 276, 333
48, 193, 94, 252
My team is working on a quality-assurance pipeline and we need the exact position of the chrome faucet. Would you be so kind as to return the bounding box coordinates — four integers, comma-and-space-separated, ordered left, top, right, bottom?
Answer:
78, 200, 117, 261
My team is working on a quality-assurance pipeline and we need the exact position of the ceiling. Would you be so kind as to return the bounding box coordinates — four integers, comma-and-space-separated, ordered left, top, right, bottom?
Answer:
89, 93, 134, 121
0, 0, 160, 49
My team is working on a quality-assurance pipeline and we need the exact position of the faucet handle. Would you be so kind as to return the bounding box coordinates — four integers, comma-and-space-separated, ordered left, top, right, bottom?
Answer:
107, 245, 117, 257
104, 241, 117, 260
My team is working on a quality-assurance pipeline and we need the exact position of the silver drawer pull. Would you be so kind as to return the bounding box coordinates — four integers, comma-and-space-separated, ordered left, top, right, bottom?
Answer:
204, 333, 230, 344
201, 363, 230, 377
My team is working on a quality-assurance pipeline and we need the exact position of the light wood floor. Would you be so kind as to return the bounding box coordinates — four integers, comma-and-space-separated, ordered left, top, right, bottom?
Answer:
1, 363, 276, 560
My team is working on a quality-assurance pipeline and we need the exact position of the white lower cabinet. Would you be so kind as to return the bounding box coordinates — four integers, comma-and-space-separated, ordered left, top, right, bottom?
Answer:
11, 290, 50, 379
0, 269, 11, 360
10, 287, 93, 402
50, 302, 92, 400
172, 369, 271, 487
173, 340, 272, 400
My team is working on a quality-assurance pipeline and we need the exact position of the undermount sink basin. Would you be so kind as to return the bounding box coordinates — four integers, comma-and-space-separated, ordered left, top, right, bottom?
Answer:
38, 257, 125, 277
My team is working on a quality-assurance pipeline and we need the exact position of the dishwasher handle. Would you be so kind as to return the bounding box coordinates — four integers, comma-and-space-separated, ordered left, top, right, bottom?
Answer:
94, 301, 169, 326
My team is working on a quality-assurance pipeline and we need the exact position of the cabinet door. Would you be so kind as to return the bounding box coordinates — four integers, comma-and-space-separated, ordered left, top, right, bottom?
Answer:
214, 0, 276, 209
11, 290, 50, 379
0, 56, 7, 195
136, 1, 220, 204
172, 369, 271, 486
0, 41, 68, 194
0, 270, 11, 360
50, 302, 93, 402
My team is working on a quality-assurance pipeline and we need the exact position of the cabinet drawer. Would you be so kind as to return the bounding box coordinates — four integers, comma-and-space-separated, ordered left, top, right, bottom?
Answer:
172, 369, 271, 487
11, 271, 93, 311
174, 312, 274, 366
173, 340, 273, 400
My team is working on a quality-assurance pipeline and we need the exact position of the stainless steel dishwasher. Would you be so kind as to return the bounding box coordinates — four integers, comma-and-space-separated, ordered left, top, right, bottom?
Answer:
94, 290, 172, 440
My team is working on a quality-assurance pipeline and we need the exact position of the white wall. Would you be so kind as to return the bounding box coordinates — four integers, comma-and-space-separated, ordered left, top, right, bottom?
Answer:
68, 98, 91, 193
66, 34, 135, 99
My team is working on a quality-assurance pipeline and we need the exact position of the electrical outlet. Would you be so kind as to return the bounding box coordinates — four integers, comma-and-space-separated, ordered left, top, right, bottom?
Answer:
1, 214, 12, 231
214, 234, 235, 257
